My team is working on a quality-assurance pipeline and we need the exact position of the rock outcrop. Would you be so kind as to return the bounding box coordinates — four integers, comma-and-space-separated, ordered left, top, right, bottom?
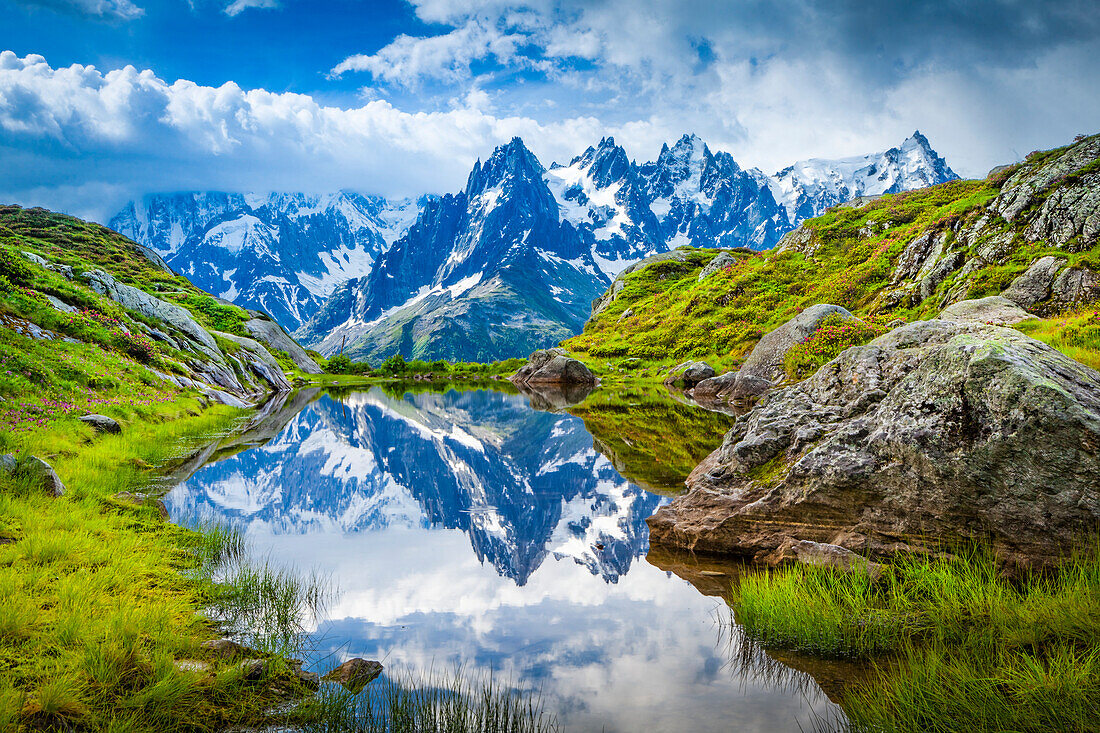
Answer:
939, 296, 1036, 326
243, 317, 323, 375
511, 348, 597, 387
647, 320, 1100, 569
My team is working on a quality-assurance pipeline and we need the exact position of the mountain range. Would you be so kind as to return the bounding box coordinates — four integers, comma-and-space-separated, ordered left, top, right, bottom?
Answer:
110, 192, 422, 330
111, 132, 957, 361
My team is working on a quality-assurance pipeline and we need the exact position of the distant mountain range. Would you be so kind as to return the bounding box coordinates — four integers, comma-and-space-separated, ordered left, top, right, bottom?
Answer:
111, 132, 956, 361
110, 192, 422, 330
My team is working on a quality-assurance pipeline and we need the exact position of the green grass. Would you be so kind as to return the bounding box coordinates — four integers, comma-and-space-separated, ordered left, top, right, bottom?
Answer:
564, 134, 1100, 379
1015, 308, 1100, 371
731, 547, 1100, 732
0, 401, 331, 732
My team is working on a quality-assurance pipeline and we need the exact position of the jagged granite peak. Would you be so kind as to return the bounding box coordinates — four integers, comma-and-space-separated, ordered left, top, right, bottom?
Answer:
109, 191, 424, 331
769, 130, 959, 224
297, 139, 603, 362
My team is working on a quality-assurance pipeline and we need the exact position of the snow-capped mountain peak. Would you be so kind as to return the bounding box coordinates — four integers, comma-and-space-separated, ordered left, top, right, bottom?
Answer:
110, 191, 425, 330
768, 130, 958, 223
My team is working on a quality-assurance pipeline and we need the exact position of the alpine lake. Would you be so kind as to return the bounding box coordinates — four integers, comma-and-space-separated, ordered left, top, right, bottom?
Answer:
165, 382, 860, 732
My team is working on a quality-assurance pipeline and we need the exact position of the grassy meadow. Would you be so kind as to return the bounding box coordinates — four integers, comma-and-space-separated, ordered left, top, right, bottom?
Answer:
731, 548, 1100, 732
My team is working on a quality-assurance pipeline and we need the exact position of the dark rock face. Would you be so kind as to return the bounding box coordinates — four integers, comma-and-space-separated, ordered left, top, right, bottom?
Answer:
323, 658, 383, 693
511, 348, 597, 387
79, 414, 121, 434
730, 304, 859, 400
647, 320, 1100, 569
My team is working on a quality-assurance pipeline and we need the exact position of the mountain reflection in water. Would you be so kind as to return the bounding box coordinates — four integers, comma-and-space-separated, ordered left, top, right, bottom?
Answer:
167, 386, 844, 733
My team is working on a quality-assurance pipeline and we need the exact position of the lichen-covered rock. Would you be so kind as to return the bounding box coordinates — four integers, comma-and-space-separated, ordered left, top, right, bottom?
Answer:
939, 296, 1037, 326
647, 320, 1100, 570
728, 304, 860, 400
1001, 255, 1066, 308
1050, 267, 1100, 308
511, 348, 596, 386
243, 318, 323, 375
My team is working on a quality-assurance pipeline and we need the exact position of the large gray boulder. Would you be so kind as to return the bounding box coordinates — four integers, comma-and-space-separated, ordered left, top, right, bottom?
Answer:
647, 320, 1100, 570
939, 296, 1037, 326
243, 318, 323, 375
511, 348, 596, 387
1001, 256, 1066, 309
79, 414, 122, 434
2, 456, 67, 497
692, 371, 738, 402
728, 304, 860, 400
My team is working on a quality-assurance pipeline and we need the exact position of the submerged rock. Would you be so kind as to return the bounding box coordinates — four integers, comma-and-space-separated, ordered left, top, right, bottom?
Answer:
511, 348, 596, 387
323, 658, 383, 693
760, 539, 884, 580
114, 492, 169, 520
79, 414, 122, 434
647, 320, 1100, 570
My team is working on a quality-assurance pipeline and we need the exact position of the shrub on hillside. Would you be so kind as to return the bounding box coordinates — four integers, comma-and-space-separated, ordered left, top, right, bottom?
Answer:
783, 314, 891, 381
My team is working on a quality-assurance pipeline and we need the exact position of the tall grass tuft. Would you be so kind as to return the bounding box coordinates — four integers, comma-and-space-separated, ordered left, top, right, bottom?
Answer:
299, 668, 559, 733
732, 544, 1100, 732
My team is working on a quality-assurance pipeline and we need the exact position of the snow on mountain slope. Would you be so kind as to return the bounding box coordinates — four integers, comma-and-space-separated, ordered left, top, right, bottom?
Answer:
298, 138, 607, 361
769, 131, 958, 224
109, 191, 425, 331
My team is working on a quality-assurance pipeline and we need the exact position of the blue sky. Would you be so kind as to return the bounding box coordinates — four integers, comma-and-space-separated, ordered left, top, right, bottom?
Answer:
1, 0, 1098, 221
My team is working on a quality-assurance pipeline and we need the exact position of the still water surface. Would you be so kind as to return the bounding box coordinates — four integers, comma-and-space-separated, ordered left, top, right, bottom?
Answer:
167, 386, 845, 732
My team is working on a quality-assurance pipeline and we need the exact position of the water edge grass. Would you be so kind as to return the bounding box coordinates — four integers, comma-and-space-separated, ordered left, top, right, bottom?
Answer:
730, 546, 1100, 732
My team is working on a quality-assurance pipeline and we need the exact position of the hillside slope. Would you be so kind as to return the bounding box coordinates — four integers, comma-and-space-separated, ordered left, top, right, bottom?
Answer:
564, 133, 1099, 376
0, 204, 317, 431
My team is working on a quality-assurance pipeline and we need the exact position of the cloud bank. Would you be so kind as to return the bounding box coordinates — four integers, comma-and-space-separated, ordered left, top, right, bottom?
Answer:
1, 0, 1098, 221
